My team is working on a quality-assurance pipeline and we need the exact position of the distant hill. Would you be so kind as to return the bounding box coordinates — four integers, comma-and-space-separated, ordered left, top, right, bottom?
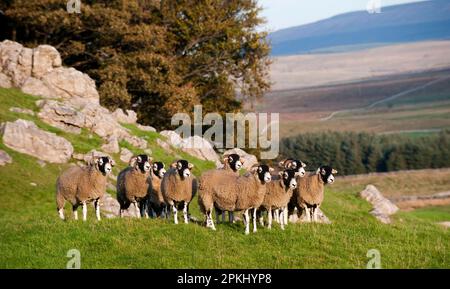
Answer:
269, 0, 450, 56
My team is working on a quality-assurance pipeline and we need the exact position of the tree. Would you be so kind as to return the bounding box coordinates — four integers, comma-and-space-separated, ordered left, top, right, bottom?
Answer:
1, 0, 271, 129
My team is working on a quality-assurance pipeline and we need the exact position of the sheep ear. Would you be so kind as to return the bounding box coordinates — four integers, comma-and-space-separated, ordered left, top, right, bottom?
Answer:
278, 160, 286, 168
171, 162, 178, 169
239, 157, 245, 164
109, 158, 115, 167
148, 156, 153, 162
315, 168, 321, 175
250, 166, 259, 174
301, 162, 306, 168
188, 163, 194, 169
223, 157, 229, 164
129, 157, 137, 167
332, 169, 338, 174
269, 167, 274, 172
278, 171, 284, 178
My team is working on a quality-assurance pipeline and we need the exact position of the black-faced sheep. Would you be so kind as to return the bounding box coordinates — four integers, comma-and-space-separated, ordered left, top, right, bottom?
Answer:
202, 153, 244, 224
274, 158, 306, 224
258, 169, 299, 230
161, 160, 197, 224
288, 165, 337, 222
116, 154, 152, 218
147, 161, 167, 218
198, 164, 273, 234
56, 155, 114, 221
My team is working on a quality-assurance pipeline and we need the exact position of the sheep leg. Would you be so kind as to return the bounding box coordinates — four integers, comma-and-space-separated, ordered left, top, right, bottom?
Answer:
133, 202, 141, 219
268, 208, 272, 229
221, 211, 226, 223
312, 206, 318, 222
94, 199, 101, 221
243, 209, 250, 235
215, 209, 221, 224
206, 210, 216, 230
301, 204, 311, 222
280, 208, 285, 230
229, 212, 234, 223
82, 202, 87, 221
183, 201, 189, 224
141, 201, 149, 219
283, 207, 288, 226
258, 210, 264, 227
274, 209, 280, 223
172, 204, 178, 224
71, 205, 78, 220
58, 208, 65, 220
252, 208, 257, 233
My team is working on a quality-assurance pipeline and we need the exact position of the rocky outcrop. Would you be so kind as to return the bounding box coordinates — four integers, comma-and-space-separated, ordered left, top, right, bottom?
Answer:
0, 150, 12, 166
112, 108, 137, 124
1, 119, 73, 163
101, 136, 120, 154
37, 100, 85, 134
289, 207, 331, 224
360, 185, 399, 224
159, 130, 220, 165
0, 40, 98, 101
120, 148, 133, 163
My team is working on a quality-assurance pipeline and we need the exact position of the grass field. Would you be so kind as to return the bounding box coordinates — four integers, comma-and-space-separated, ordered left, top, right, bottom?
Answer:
1, 88, 449, 268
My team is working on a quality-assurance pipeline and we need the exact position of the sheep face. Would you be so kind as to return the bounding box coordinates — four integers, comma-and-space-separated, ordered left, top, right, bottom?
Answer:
223, 153, 244, 172
137, 154, 152, 173
251, 164, 273, 184
279, 159, 306, 177
317, 166, 338, 184
96, 156, 114, 175
152, 162, 166, 178
279, 170, 298, 190
171, 160, 194, 179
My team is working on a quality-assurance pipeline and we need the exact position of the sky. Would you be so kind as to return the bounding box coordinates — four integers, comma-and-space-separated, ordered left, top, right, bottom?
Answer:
259, 0, 427, 31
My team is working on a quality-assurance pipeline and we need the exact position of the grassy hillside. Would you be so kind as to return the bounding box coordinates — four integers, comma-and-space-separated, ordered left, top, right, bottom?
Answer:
0, 88, 449, 268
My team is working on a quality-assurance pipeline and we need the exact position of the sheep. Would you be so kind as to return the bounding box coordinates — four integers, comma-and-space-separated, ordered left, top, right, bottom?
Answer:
161, 160, 197, 224
273, 158, 306, 224
258, 169, 299, 230
198, 164, 273, 234
56, 155, 114, 221
205, 153, 244, 224
147, 161, 167, 218
116, 154, 152, 218
288, 165, 337, 222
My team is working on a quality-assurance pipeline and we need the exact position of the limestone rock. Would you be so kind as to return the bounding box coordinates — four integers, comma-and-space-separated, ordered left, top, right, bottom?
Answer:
37, 100, 85, 133
222, 148, 258, 170
120, 148, 134, 163
112, 108, 137, 124
360, 185, 399, 224
101, 136, 120, 154
289, 207, 331, 224
1, 119, 73, 163
0, 72, 12, 88
0, 149, 12, 166
31, 45, 62, 78
137, 124, 156, 132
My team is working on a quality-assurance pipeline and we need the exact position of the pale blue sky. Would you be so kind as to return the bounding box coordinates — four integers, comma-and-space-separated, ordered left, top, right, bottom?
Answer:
259, 0, 427, 31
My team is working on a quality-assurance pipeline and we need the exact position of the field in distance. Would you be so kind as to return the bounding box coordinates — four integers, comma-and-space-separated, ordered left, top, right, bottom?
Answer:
259, 68, 450, 137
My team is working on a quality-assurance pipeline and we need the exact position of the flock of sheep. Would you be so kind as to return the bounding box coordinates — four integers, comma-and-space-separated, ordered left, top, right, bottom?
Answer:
55, 153, 337, 234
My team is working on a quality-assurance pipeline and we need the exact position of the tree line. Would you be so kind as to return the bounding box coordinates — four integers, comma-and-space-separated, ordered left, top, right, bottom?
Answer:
280, 130, 450, 175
